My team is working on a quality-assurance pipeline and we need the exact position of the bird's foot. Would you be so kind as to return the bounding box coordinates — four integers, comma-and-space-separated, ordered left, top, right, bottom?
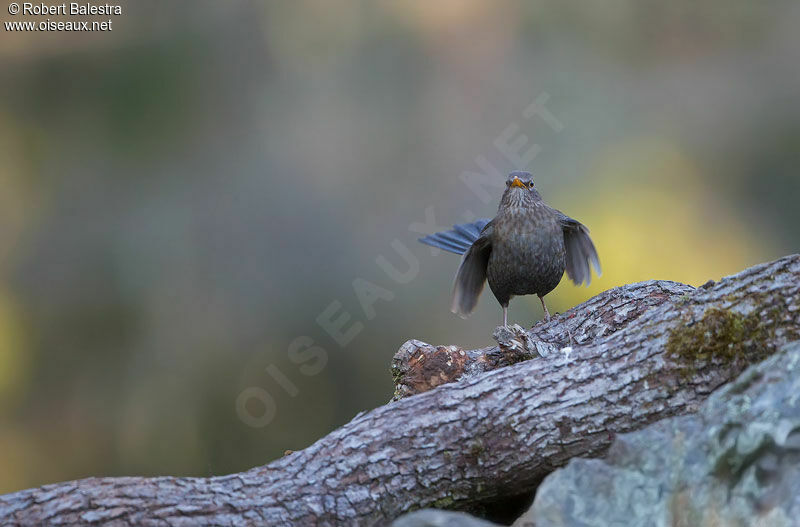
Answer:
538, 296, 551, 321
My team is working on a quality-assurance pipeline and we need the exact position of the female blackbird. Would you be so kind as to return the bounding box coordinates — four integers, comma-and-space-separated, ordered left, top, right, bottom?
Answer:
419, 171, 600, 326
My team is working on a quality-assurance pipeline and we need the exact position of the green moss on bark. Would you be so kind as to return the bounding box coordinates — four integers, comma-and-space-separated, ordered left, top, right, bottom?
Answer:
666, 306, 779, 376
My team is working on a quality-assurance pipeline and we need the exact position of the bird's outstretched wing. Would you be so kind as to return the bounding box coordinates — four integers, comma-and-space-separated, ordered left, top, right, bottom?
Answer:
418, 218, 492, 255
450, 225, 493, 318
554, 211, 601, 286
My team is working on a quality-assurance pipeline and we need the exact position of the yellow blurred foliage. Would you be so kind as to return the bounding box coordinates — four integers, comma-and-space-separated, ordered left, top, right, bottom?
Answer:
552, 140, 771, 309
0, 292, 28, 413
0, 427, 42, 493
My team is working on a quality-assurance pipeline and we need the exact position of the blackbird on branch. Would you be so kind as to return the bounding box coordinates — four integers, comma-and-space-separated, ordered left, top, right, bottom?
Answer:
419, 171, 601, 327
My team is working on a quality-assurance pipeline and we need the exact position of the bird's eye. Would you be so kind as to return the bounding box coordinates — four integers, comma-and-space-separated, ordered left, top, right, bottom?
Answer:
527, 181, 535, 189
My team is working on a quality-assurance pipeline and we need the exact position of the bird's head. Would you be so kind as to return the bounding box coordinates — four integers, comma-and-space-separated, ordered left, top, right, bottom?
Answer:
500, 171, 542, 208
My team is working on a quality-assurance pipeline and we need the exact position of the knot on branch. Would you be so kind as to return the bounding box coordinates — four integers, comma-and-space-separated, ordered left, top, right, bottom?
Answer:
493, 324, 557, 361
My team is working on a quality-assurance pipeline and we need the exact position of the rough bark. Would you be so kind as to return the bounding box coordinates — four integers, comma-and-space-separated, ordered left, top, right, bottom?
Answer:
1, 255, 798, 527
391, 278, 696, 399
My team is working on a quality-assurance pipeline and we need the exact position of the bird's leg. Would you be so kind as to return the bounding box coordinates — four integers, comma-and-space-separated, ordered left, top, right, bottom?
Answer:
539, 295, 551, 321
502, 305, 508, 328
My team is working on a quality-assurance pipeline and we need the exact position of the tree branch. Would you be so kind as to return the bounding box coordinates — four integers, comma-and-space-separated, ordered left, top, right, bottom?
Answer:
2, 255, 798, 526
391, 278, 695, 399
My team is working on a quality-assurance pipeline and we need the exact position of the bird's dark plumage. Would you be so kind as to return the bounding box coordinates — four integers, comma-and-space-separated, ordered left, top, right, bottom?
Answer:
419, 171, 600, 325
418, 219, 491, 255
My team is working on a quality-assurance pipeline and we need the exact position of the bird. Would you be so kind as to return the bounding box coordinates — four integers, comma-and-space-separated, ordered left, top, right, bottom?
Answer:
419, 171, 600, 327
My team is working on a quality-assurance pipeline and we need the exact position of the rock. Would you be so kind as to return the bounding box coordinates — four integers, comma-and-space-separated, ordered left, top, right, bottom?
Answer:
517, 340, 800, 527
392, 509, 502, 527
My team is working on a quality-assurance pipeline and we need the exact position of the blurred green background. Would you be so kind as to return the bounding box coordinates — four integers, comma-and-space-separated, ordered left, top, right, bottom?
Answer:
1, 1, 798, 493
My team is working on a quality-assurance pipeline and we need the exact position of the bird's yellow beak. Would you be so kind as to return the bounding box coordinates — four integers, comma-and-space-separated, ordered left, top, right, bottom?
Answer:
510, 177, 526, 189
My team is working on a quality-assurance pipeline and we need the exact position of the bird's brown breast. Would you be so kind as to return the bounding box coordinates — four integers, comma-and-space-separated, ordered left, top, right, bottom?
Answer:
486, 205, 566, 304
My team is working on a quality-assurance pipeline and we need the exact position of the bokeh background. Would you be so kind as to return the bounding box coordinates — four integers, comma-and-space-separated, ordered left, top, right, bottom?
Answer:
1, 1, 798, 493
